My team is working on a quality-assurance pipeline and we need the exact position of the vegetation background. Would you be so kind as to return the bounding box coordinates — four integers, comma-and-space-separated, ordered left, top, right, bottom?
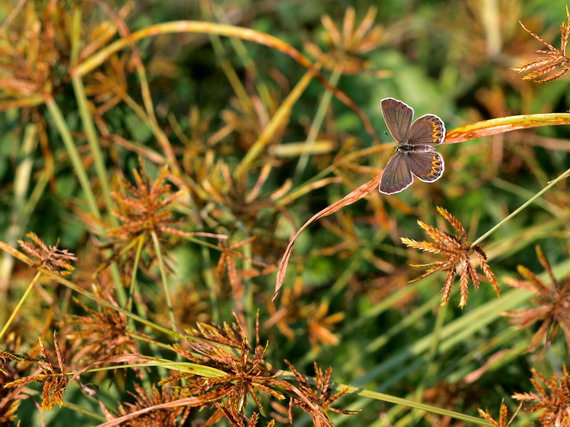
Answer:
0, 0, 569, 425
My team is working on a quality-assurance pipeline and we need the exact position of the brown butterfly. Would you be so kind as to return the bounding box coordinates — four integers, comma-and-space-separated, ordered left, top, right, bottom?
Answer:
379, 98, 445, 195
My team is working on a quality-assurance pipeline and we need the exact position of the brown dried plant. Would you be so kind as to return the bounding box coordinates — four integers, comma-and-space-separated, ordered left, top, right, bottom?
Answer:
306, 301, 344, 350
109, 164, 184, 241
513, 7, 570, 83
3, 333, 69, 410
285, 360, 360, 427
513, 366, 570, 426
478, 400, 518, 427
305, 7, 387, 74
401, 207, 500, 308
0, 1, 133, 110
0, 1, 59, 109
18, 232, 76, 276
62, 288, 140, 365
0, 350, 29, 423
216, 236, 276, 318
504, 246, 570, 353
113, 384, 191, 427
162, 315, 286, 425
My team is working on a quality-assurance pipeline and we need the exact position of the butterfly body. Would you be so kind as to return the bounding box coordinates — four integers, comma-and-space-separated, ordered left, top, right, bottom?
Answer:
397, 144, 434, 153
379, 98, 446, 195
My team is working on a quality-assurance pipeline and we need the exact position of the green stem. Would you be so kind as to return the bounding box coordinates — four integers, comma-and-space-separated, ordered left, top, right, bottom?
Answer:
151, 231, 177, 329
278, 370, 493, 426
127, 234, 146, 315
294, 66, 343, 180
0, 271, 42, 339
71, 74, 114, 216
472, 166, 570, 246
48, 92, 126, 304
45, 98, 101, 220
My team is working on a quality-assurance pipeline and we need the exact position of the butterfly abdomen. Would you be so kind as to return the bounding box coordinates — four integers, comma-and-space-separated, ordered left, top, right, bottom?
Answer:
398, 144, 434, 153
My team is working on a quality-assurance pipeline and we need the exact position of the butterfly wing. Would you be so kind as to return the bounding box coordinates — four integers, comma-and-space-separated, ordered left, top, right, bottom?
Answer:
381, 97, 414, 144
407, 151, 445, 183
408, 114, 445, 145
379, 151, 413, 194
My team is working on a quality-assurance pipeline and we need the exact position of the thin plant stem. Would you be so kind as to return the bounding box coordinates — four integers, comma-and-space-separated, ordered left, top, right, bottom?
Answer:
127, 234, 146, 315
45, 98, 101, 220
278, 369, 493, 426
49, 92, 125, 304
151, 231, 177, 329
71, 74, 114, 216
294, 65, 343, 180
472, 166, 570, 246
121, 95, 185, 180
0, 271, 42, 340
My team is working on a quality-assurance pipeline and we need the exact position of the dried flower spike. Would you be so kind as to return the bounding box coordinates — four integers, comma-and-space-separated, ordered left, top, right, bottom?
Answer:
512, 7, 570, 83
401, 206, 500, 308
478, 400, 520, 426
113, 384, 191, 426
3, 333, 69, 410
18, 232, 76, 276
504, 246, 570, 353
110, 163, 183, 240
513, 366, 570, 426
162, 314, 285, 425
285, 360, 360, 426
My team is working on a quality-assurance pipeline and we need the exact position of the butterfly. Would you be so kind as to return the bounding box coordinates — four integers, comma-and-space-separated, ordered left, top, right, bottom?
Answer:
379, 97, 446, 195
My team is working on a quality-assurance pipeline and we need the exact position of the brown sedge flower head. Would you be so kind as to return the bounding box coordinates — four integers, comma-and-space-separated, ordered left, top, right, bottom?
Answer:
512, 7, 570, 83
478, 400, 519, 427
0, 350, 30, 423
0, 1, 134, 110
62, 288, 141, 365
401, 206, 500, 308
162, 315, 286, 425
18, 232, 76, 275
114, 383, 191, 427
513, 366, 570, 426
0, 1, 59, 109
503, 246, 570, 353
4, 333, 69, 410
110, 163, 183, 241
284, 360, 360, 426
305, 7, 386, 74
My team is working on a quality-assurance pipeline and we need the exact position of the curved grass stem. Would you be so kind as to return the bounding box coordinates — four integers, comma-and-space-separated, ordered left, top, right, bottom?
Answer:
472, 166, 570, 246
